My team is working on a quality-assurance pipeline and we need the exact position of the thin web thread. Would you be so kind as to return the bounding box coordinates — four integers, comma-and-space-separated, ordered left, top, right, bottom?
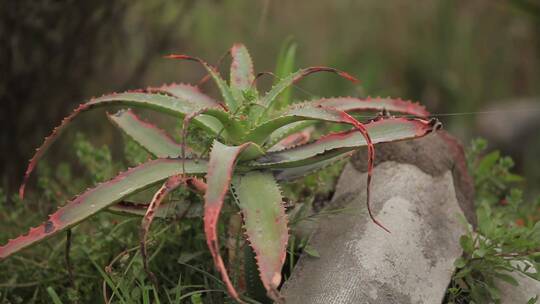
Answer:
212, 66, 540, 118
278, 75, 540, 118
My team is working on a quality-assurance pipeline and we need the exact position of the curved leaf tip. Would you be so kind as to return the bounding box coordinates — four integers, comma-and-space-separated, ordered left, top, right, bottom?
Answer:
230, 43, 255, 91
4, 158, 208, 260
232, 171, 288, 303
19, 102, 91, 200
204, 140, 256, 303
338, 110, 390, 233
140, 174, 186, 286
296, 66, 360, 84
166, 53, 238, 112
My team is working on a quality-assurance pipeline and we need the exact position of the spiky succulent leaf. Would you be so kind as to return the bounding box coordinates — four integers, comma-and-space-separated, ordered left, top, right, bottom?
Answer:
108, 109, 190, 158
269, 129, 311, 152
166, 54, 239, 112
267, 121, 315, 150
140, 175, 186, 283
146, 84, 228, 134
252, 104, 389, 230
313, 96, 429, 117
232, 171, 288, 302
260, 66, 358, 114
204, 140, 258, 303
19, 92, 229, 198
2, 159, 207, 260
253, 118, 438, 168
264, 97, 429, 148
109, 175, 206, 218
246, 104, 364, 144
148, 83, 220, 108
230, 43, 255, 97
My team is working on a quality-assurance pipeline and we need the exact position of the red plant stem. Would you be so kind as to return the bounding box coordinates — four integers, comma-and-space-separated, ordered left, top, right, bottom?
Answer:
338, 110, 390, 233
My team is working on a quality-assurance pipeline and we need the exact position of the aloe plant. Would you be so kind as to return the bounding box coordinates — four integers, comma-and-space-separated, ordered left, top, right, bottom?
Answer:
0, 43, 440, 303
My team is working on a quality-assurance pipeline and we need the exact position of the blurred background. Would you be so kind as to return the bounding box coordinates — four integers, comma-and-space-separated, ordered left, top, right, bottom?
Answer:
1, 0, 540, 197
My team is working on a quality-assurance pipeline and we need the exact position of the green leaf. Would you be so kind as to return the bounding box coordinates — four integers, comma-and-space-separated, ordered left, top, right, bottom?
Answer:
460, 235, 474, 254
527, 295, 539, 304
454, 257, 467, 268
166, 54, 239, 112
190, 293, 203, 304
46, 287, 64, 304
1, 158, 207, 260
261, 67, 358, 108
303, 245, 320, 258
272, 154, 350, 181
149, 83, 220, 108
232, 171, 288, 302
108, 109, 187, 158
247, 104, 354, 144
476, 151, 500, 176
177, 251, 204, 264
19, 91, 227, 199
486, 285, 501, 300
259, 67, 358, 117
494, 272, 519, 286
312, 96, 429, 117
230, 43, 255, 98
203, 140, 256, 302
252, 118, 436, 168
267, 121, 315, 150
474, 248, 487, 258
454, 267, 471, 279
140, 175, 187, 284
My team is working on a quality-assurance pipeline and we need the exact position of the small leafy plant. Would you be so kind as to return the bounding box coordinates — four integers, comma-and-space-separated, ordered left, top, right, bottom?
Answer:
447, 139, 540, 304
0, 43, 438, 302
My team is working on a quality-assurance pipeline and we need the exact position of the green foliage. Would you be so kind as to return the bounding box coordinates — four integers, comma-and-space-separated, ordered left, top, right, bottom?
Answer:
272, 38, 297, 112
74, 133, 116, 183
467, 138, 524, 205
447, 138, 540, 304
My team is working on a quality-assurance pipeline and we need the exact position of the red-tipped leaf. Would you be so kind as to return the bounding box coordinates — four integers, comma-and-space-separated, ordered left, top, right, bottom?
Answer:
165, 54, 239, 112
230, 43, 255, 91
19, 91, 225, 199
255, 118, 439, 167
140, 175, 186, 285
2, 158, 207, 260
312, 96, 429, 118
260, 66, 359, 112
232, 171, 288, 303
108, 109, 192, 158
204, 140, 257, 303
147, 82, 221, 108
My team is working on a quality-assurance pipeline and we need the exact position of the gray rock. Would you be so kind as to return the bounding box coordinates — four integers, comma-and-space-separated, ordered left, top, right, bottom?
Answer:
350, 131, 476, 226
282, 162, 466, 304
282, 133, 476, 303
498, 262, 540, 304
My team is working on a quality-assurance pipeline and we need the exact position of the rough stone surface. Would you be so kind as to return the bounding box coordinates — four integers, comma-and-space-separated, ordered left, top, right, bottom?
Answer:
498, 263, 540, 303
350, 131, 476, 226
282, 162, 466, 303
